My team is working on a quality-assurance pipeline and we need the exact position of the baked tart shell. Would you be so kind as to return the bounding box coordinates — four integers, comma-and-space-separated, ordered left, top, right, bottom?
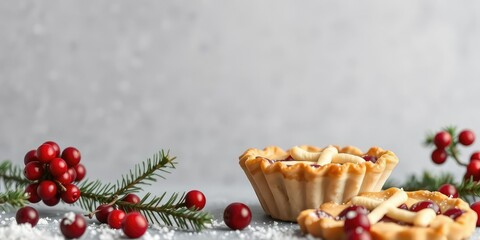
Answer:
239, 145, 399, 222
297, 188, 477, 240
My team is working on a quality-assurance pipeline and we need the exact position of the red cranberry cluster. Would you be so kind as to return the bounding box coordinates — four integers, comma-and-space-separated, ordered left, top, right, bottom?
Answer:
23, 141, 86, 206
431, 129, 475, 165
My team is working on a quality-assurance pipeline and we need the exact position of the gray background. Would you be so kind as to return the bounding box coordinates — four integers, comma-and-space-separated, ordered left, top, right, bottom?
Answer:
1, 1, 480, 200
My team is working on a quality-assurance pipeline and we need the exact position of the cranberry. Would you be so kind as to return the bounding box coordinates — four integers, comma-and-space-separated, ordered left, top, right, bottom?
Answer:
337, 205, 369, 220
37, 180, 58, 200
284, 155, 294, 161
122, 212, 148, 238
471, 152, 480, 162
466, 160, 480, 181
61, 184, 81, 204
73, 164, 86, 182
60, 213, 87, 239
16, 206, 39, 227
438, 184, 459, 198
398, 203, 408, 210
49, 158, 68, 177
223, 202, 252, 230
434, 131, 452, 148
431, 148, 447, 164
458, 130, 475, 146
409, 200, 441, 214
96, 204, 115, 224
345, 227, 372, 240
443, 208, 464, 220
43, 141, 61, 157
61, 147, 81, 167
120, 193, 141, 212
315, 210, 333, 219
25, 183, 41, 203
362, 155, 377, 163
55, 171, 73, 185
24, 161, 45, 181
24, 150, 39, 165
470, 202, 480, 226
43, 194, 61, 206
36, 144, 56, 164
344, 210, 370, 233
185, 190, 206, 210
108, 209, 126, 229
67, 168, 77, 182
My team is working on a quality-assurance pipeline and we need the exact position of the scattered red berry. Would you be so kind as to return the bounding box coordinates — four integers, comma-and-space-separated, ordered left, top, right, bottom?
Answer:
73, 164, 86, 181
16, 206, 39, 227
470, 202, 480, 226
409, 200, 441, 214
443, 208, 464, 220
438, 184, 459, 198
36, 144, 56, 164
49, 158, 68, 177
458, 130, 475, 146
60, 213, 87, 239
24, 150, 38, 165
43, 141, 61, 157
471, 152, 480, 162
24, 161, 45, 181
434, 131, 452, 148
431, 148, 448, 164
344, 210, 371, 233
61, 184, 81, 204
37, 180, 58, 200
108, 209, 126, 229
122, 212, 148, 238
61, 147, 81, 167
25, 183, 41, 203
96, 204, 115, 224
223, 202, 252, 230
185, 190, 206, 210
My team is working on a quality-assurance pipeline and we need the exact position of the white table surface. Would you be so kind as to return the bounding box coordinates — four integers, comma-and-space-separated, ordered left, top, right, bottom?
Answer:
1, 184, 480, 240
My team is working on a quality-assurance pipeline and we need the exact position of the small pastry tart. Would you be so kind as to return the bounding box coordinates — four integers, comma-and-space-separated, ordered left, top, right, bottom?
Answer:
297, 187, 477, 240
239, 145, 399, 221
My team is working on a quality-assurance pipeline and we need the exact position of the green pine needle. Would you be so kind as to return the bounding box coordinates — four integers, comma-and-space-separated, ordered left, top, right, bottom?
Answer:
0, 190, 28, 211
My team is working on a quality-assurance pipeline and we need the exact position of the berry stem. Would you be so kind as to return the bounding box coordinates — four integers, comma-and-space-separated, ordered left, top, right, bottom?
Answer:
448, 145, 468, 167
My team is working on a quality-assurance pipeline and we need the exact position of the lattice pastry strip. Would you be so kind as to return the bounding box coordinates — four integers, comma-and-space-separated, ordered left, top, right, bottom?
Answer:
291, 146, 365, 165
351, 189, 437, 227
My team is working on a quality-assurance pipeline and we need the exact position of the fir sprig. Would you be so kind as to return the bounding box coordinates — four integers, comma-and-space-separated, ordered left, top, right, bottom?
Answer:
0, 190, 28, 211
385, 171, 480, 204
0, 161, 30, 189
75, 150, 212, 231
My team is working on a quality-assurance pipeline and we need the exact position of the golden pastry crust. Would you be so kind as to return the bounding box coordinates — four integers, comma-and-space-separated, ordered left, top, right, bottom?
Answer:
297, 188, 477, 240
239, 145, 399, 221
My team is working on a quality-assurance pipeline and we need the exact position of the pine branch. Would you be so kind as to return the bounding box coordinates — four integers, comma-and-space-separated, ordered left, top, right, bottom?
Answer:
110, 150, 176, 198
0, 160, 30, 189
0, 190, 28, 210
75, 150, 212, 231
122, 192, 213, 231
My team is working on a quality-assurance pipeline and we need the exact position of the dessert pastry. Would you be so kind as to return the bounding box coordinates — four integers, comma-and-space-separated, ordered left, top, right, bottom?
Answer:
239, 145, 399, 221
297, 187, 477, 240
